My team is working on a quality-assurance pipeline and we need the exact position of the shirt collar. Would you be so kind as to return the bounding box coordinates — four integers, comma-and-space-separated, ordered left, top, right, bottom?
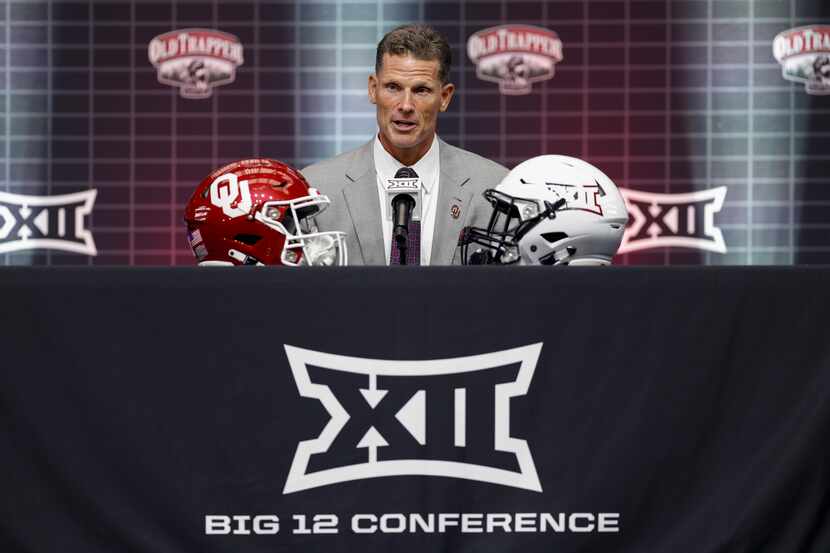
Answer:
373, 134, 439, 194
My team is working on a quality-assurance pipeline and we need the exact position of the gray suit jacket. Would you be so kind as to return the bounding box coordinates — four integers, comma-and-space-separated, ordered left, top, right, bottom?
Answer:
302, 138, 509, 265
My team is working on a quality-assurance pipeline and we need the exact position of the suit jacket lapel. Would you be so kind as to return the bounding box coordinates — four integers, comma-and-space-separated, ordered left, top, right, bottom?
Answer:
342, 141, 385, 265
432, 139, 472, 265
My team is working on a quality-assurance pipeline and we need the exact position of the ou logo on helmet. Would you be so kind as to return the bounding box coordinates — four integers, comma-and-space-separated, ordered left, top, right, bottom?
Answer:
210, 172, 252, 218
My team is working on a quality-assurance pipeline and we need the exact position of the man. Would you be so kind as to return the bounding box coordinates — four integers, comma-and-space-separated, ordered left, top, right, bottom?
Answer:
302, 24, 508, 265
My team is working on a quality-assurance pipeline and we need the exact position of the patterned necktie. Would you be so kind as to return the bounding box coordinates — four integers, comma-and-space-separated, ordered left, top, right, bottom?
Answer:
389, 166, 420, 265
390, 219, 421, 265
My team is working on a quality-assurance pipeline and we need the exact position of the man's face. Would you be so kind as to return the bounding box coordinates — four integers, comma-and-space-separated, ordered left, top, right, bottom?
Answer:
369, 53, 455, 163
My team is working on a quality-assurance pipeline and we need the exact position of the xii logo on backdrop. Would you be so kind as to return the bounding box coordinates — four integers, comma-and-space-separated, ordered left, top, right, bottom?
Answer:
283, 344, 543, 494
619, 187, 728, 255
0, 190, 97, 255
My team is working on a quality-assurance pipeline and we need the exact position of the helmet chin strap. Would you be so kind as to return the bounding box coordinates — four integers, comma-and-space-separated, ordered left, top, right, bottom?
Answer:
567, 258, 610, 266
228, 249, 263, 265
553, 247, 574, 264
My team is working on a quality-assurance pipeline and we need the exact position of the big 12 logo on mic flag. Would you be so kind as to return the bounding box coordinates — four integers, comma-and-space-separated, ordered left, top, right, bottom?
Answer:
0, 190, 97, 255
283, 344, 543, 494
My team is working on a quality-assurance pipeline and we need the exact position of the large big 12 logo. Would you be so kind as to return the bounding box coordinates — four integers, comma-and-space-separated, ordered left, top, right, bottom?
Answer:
0, 190, 97, 255
283, 344, 544, 494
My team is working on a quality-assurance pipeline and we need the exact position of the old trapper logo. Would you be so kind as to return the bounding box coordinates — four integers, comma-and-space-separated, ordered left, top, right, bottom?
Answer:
148, 28, 244, 99
283, 344, 543, 494
467, 25, 563, 95
773, 25, 830, 95
619, 187, 727, 254
0, 190, 97, 255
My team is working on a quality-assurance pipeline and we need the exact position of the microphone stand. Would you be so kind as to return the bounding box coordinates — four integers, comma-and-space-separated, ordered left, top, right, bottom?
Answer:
392, 194, 415, 265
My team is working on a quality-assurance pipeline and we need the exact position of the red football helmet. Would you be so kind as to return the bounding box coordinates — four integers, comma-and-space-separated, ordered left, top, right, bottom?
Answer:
183, 158, 347, 266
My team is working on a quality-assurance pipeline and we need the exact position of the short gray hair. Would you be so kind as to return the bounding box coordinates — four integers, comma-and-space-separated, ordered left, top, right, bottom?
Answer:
375, 24, 452, 84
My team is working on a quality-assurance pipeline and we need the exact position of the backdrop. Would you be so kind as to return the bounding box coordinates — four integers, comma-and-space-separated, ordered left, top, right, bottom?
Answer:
0, 0, 828, 266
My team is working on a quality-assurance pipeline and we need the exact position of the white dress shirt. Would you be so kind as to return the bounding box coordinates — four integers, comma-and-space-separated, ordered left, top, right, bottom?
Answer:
374, 134, 440, 265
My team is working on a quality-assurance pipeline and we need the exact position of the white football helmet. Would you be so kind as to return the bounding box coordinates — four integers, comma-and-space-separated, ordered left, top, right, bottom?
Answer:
461, 155, 629, 266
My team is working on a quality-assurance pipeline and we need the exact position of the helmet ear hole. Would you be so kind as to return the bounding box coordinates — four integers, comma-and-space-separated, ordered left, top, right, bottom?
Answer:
541, 232, 568, 243
234, 234, 261, 245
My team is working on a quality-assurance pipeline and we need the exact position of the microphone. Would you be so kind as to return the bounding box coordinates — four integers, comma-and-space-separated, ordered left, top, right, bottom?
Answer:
390, 167, 419, 264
